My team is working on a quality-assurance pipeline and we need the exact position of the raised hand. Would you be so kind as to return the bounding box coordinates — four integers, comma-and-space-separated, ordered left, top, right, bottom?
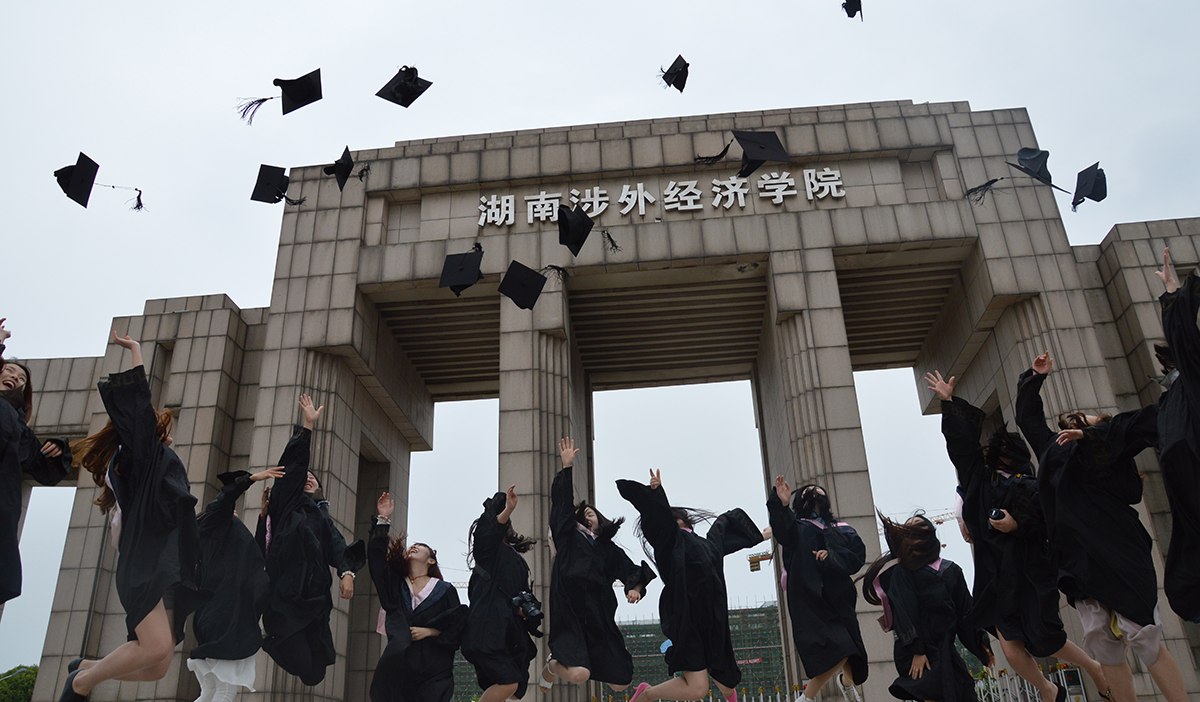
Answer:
626, 589, 642, 604
924, 370, 956, 401
377, 492, 395, 519
0, 318, 9, 343
250, 467, 285, 482
1056, 429, 1084, 446
559, 437, 578, 468
498, 484, 519, 524
649, 469, 662, 490
1032, 351, 1053, 375
1155, 247, 1179, 294
112, 331, 144, 369
298, 393, 324, 429
774, 475, 792, 506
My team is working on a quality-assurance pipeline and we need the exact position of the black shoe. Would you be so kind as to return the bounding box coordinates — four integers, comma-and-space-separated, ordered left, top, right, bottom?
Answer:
66, 659, 83, 674
58, 670, 87, 702
1055, 684, 1066, 702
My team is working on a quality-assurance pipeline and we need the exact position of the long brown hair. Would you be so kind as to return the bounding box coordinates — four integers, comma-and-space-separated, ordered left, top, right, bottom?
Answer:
1057, 412, 1112, 430
859, 512, 941, 605
72, 408, 174, 514
385, 533, 444, 580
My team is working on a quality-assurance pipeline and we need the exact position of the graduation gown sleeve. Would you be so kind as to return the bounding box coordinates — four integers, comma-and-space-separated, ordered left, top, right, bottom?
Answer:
1015, 369, 1055, 458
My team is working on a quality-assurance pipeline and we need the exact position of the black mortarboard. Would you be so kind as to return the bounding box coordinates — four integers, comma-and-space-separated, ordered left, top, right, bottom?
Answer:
274, 69, 322, 115
54, 152, 99, 208
498, 261, 547, 310
1006, 148, 1070, 193
216, 470, 250, 486
1071, 162, 1107, 211
733, 131, 790, 178
251, 164, 294, 204
439, 245, 484, 296
324, 147, 354, 191
843, 0, 862, 18
557, 204, 594, 256
662, 55, 689, 93
376, 66, 432, 108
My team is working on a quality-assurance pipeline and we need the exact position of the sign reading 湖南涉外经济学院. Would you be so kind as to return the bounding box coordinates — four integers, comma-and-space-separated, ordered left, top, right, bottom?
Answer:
477, 168, 846, 228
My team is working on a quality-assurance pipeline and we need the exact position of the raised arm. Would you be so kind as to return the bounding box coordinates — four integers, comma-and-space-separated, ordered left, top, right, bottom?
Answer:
549, 438, 578, 545
616, 470, 677, 552
197, 468, 281, 531
368, 492, 400, 612
268, 395, 322, 522
926, 370, 989, 486
96, 335, 159, 472
766, 476, 798, 548
472, 488, 516, 567
1159, 248, 1200, 390
706, 508, 764, 556
1014, 353, 1056, 457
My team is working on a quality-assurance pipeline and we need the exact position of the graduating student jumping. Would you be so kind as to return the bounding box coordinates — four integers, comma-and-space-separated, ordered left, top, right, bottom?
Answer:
862, 514, 993, 702
926, 370, 1109, 702
62, 333, 202, 702
187, 467, 279, 702
768, 477, 867, 702
257, 394, 365, 686
461, 484, 540, 702
368, 491, 467, 702
540, 438, 656, 694
0, 319, 71, 605
617, 469, 768, 702
1017, 351, 1187, 702
1152, 248, 1200, 624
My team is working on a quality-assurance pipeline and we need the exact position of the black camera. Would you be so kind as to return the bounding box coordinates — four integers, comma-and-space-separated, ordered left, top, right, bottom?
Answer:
512, 591, 544, 630
988, 508, 1004, 520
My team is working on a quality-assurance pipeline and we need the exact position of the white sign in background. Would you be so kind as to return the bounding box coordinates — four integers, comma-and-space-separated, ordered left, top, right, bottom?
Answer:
477, 168, 846, 227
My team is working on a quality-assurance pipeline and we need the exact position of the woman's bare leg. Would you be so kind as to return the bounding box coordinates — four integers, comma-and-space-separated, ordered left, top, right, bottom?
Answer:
479, 683, 519, 702
546, 661, 591, 685
71, 601, 177, 694
609, 682, 629, 692
1146, 645, 1187, 702
800, 657, 848, 699
996, 632, 1057, 701
1051, 640, 1110, 697
1101, 662, 1137, 702
635, 670, 712, 702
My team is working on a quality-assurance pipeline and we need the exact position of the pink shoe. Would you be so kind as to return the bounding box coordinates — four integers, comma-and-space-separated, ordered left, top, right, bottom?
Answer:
725, 690, 738, 702
629, 682, 651, 702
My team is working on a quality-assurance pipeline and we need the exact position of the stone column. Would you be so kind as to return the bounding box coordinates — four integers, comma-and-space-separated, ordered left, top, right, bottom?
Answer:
497, 276, 589, 702
753, 251, 886, 700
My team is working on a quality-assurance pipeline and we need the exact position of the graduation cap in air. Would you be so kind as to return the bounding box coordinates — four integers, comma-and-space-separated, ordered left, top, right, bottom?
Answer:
216, 470, 250, 486
237, 69, 322, 124
1005, 148, 1070, 193
696, 131, 791, 179
498, 260, 547, 310
661, 55, 689, 93
439, 243, 485, 296
54, 152, 99, 208
251, 165, 304, 205
843, 0, 863, 19
377, 66, 432, 107
324, 147, 354, 191
1071, 162, 1107, 212
557, 204, 594, 256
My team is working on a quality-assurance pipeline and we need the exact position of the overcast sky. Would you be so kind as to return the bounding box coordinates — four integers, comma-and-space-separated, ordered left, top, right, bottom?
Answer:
2, 0, 1197, 671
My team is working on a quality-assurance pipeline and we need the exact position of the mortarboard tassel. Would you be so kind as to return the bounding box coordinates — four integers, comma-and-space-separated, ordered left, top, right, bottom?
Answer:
694, 139, 734, 166
471, 242, 483, 253
600, 230, 622, 253
130, 189, 144, 212
541, 264, 569, 282
356, 164, 371, 183
236, 97, 276, 125
283, 195, 306, 206
964, 177, 1005, 205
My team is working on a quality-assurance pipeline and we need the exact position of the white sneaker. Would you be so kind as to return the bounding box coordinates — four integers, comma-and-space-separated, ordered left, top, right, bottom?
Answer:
838, 676, 863, 702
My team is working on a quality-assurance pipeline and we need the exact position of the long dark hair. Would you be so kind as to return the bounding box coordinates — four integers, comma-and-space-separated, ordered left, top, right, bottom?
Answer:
984, 426, 1031, 474
72, 408, 174, 514
859, 512, 940, 605
793, 484, 835, 523
1057, 411, 1112, 430
386, 532, 444, 580
1155, 343, 1176, 374
1, 360, 34, 418
575, 500, 624, 536
635, 505, 716, 565
466, 517, 536, 568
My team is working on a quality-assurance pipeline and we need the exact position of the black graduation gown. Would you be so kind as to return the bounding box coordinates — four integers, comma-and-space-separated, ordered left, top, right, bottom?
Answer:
548, 466, 656, 685
939, 397, 1065, 656
259, 425, 365, 685
615, 479, 763, 689
367, 522, 468, 702
461, 494, 539, 699
1158, 269, 1200, 622
99, 366, 201, 642
877, 560, 990, 702
190, 472, 269, 661
1016, 368, 1159, 626
0, 360, 71, 604
766, 492, 868, 683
